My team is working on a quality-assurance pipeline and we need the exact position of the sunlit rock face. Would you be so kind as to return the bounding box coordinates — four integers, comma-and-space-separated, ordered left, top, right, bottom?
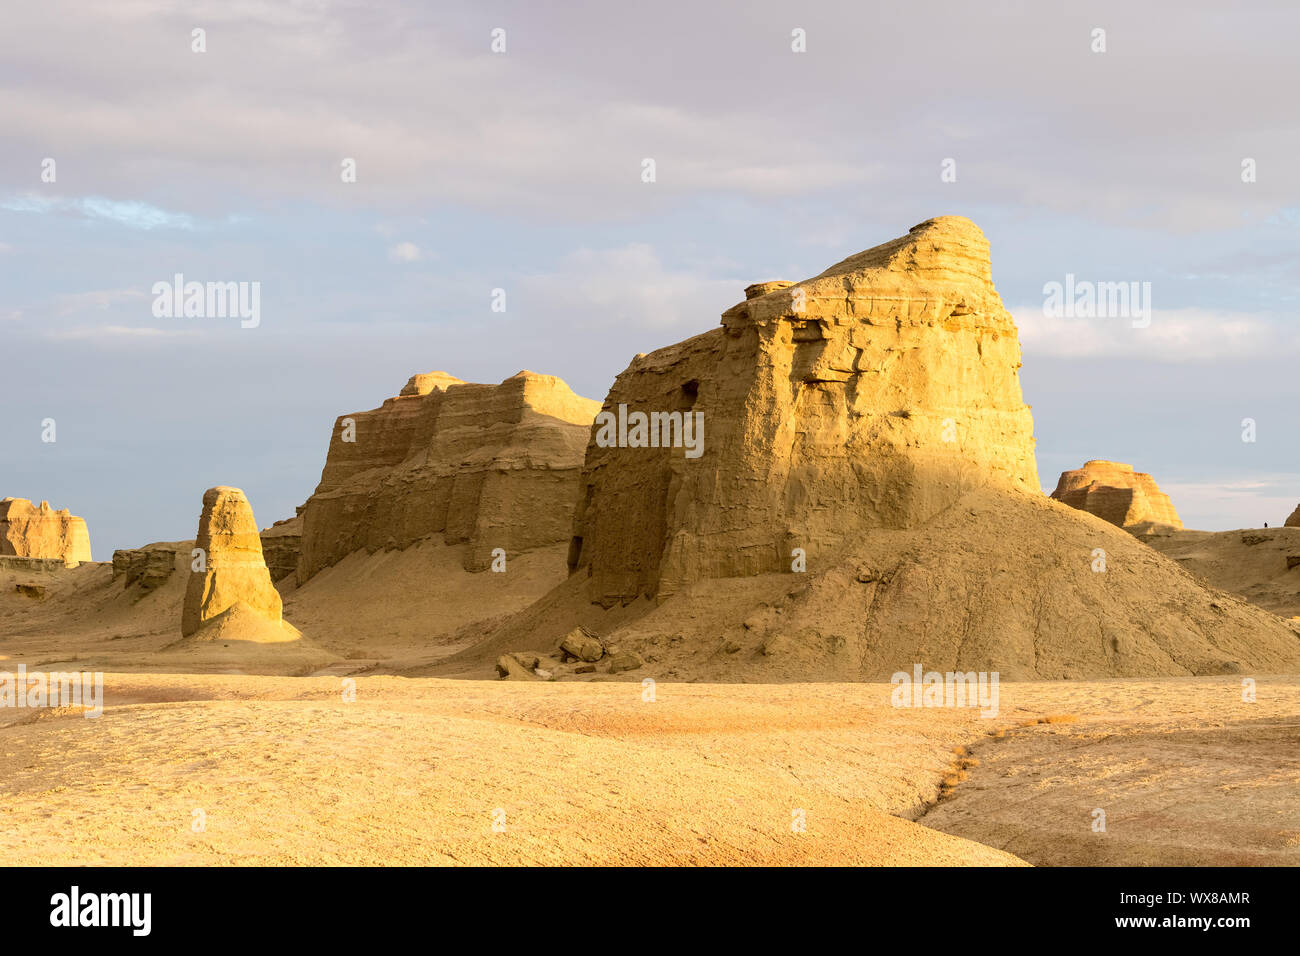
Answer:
297, 370, 600, 582
0, 498, 92, 565
1050, 460, 1183, 532
182, 486, 282, 637
568, 216, 1040, 606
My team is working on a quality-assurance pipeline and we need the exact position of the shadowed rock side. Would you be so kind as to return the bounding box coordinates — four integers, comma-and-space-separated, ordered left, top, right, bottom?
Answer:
1286, 504, 1300, 528
1050, 460, 1183, 532
182, 486, 284, 637
569, 216, 1039, 606
260, 516, 302, 583
0, 498, 92, 565
297, 370, 600, 582
113, 541, 188, 591
431, 217, 1300, 681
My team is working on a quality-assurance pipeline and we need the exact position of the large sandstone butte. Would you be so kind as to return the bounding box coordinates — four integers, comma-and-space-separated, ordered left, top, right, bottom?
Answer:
1050, 460, 1183, 532
297, 370, 600, 583
0, 498, 92, 565
569, 216, 1039, 606
437, 217, 1300, 681
182, 486, 284, 637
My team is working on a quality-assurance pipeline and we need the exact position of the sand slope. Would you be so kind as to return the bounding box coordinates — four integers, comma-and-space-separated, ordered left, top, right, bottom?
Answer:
1145, 526, 1300, 620
430, 488, 1300, 681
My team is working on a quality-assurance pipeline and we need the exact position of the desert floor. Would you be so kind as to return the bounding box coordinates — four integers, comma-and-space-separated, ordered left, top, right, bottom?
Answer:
1, 672, 1295, 866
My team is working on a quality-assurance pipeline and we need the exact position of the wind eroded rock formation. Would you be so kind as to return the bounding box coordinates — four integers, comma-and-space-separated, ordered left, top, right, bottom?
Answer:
182, 486, 284, 637
112, 542, 186, 591
1050, 460, 1183, 532
0, 498, 92, 565
568, 216, 1040, 606
297, 370, 600, 583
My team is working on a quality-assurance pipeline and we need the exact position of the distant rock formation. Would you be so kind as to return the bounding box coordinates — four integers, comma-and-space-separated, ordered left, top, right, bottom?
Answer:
297, 370, 600, 583
260, 516, 302, 583
112, 542, 186, 590
182, 486, 284, 636
568, 216, 1039, 606
0, 498, 92, 565
1050, 460, 1182, 532
1285, 504, 1300, 528
0, 556, 72, 572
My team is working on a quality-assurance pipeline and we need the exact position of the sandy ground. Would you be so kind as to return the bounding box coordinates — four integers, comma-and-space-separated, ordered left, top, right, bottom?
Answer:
0, 539, 570, 676
3, 543, 1296, 866
1, 672, 1294, 866
920, 677, 1300, 865
1146, 526, 1300, 620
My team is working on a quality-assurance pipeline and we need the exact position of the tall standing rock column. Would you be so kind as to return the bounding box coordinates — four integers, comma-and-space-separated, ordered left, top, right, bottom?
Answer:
182, 486, 283, 636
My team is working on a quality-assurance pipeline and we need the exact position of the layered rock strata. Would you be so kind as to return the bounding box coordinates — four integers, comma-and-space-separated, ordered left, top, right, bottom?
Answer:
298, 371, 600, 582
1050, 460, 1183, 531
0, 498, 92, 565
568, 216, 1040, 605
182, 486, 283, 636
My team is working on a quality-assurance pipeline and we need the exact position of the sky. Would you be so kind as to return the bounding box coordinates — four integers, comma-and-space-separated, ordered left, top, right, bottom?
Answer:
2, 0, 1299, 558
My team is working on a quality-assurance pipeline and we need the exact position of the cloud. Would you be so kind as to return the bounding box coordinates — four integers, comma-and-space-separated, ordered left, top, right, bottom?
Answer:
1013, 306, 1292, 362
4, 1, 1299, 228
519, 243, 740, 330
53, 289, 148, 314
1, 193, 197, 230
47, 324, 201, 341
388, 241, 424, 263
